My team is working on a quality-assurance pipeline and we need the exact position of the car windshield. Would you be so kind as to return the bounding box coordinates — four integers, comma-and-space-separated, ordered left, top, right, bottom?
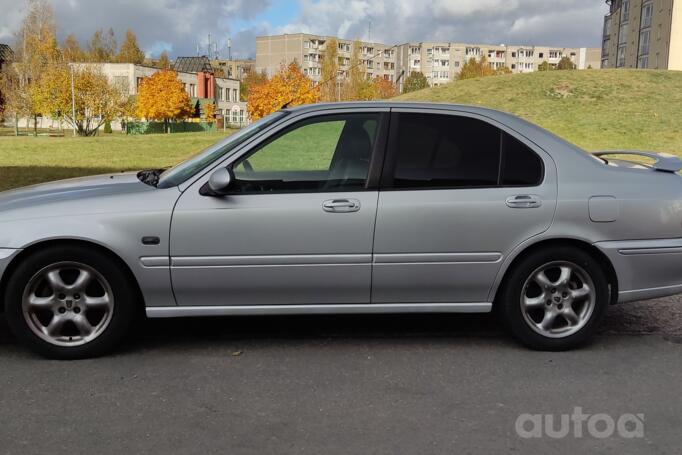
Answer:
157, 111, 288, 188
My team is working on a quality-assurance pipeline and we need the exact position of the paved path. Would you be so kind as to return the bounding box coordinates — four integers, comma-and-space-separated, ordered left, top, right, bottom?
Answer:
1, 297, 681, 454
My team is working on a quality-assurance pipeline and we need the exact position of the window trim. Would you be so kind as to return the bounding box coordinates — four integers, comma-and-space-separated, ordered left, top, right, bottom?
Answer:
379, 111, 545, 192
207, 111, 390, 196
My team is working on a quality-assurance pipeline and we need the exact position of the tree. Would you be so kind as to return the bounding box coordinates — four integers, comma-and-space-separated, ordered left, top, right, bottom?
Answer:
458, 56, 495, 80
371, 76, 397, 99
341, 39, 374, 101
320, 37, 339, 102
11, 0, 61, 135
31, 64, 128, 136
135, 69, 192, 132
239, 69, 267, 101
117, 29, 145, 64
402, 71, 428, 93
557, 56, 577, 70
247, 62, 319, 121
203, 102, 216, 122
88, 28, 117, 62
62, 34, 85, 62
538, 61, 551, 72
157, 51, 171, 69
0, 68, 31, 136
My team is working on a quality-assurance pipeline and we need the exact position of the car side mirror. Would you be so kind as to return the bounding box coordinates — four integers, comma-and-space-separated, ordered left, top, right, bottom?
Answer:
203, 167, 234, 196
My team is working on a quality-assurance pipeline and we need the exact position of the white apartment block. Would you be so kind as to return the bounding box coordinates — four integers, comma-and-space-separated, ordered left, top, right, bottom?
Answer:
256, 34, 602, 90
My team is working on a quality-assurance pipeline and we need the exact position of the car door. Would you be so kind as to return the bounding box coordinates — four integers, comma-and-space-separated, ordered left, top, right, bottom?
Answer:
372, 109, 557, 305
169, 110, 388, 307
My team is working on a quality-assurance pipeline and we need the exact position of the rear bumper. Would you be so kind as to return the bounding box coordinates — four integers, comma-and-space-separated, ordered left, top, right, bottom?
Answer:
595, 238, 682, 303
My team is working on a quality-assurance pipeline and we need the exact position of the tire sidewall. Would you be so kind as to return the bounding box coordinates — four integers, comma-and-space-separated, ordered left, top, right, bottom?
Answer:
499, 247, 610, 351
4, 245, 137, 359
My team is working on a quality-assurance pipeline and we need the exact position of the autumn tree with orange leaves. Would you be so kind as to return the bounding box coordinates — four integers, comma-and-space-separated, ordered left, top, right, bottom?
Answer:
371, 76, 398, 99
247, 62, 319, 120
136, 70, 192, 133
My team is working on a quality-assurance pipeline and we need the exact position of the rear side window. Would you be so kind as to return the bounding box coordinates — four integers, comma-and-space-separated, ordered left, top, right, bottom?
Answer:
386, 113, 543, 189
500, 133, 543, 186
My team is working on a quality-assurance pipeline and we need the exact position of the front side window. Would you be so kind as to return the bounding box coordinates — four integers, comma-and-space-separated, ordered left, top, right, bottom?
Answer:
386, 113, 542, 190
230, 114, 381, 193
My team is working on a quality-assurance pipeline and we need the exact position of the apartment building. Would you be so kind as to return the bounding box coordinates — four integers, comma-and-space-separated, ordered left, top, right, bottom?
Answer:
601, 0, 682, 69
398, 43, 600, 86
256, 33, 600, 90
256, 33, 401, 83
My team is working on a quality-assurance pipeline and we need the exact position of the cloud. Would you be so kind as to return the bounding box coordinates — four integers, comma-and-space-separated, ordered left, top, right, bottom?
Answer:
0, 0, 271, 57
278, 0, 609, 48
0, 0, 610, 60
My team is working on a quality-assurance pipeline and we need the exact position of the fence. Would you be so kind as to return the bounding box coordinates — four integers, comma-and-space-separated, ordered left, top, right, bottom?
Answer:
125, 121, 217, 135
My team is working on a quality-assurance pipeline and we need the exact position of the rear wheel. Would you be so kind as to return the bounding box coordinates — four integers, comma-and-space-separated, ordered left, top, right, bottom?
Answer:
498, 247, 609, 350
4, 245, 138, 359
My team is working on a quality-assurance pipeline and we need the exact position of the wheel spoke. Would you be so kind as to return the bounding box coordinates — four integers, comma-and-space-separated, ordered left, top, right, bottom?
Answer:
533, 271, 553, 289
523, 293, 547, 308
563, 307, 580, 326
70, 269, 92, 292
84, 294, 111, 309
539, 310, 557, 331
26, 294, 56, 310
46, 270, 67, 292
73, 315, 94, 336
556, 266, 573, 287
45, 315, 67, 337
570, 285, 591, 300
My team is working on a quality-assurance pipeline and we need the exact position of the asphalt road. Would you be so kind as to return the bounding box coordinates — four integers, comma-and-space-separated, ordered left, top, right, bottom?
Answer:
1, 296, 682, 455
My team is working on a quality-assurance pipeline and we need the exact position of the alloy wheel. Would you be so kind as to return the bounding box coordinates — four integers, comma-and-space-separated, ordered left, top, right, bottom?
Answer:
519, 261, 596, 338
21, 262, 115, 347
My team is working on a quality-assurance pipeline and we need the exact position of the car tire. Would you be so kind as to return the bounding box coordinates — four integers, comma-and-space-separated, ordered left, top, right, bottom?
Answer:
497, 246, 609, 351
3, 245, 138, 359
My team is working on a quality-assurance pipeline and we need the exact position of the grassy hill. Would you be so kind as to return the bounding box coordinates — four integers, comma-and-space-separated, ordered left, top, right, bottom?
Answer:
397, 69, 682, 155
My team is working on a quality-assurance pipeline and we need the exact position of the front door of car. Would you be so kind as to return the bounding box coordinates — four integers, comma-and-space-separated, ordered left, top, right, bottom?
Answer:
372, 109, 558, 304
170, 111, 387, 306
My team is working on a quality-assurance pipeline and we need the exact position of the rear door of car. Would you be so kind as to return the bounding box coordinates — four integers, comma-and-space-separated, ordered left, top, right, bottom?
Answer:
371, 108, 558, 305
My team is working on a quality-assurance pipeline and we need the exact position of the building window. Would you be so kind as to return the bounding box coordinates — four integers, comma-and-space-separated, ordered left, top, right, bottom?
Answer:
639, 30, 651, 57
618, 22, 628, 45
638, 55, 649, 68
617, 45, 627, 67
604, 15, 612, 36
233, 89, 237, 101
549, 50, 561, 59
189, 84, 196, 97
602, 38, 610, 56
620, 0, 630, 23
641, 1, 653, 28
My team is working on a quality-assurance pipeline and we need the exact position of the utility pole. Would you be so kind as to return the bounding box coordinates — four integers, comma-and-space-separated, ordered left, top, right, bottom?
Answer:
70, 64, 76, 137
227, 37, 232, 61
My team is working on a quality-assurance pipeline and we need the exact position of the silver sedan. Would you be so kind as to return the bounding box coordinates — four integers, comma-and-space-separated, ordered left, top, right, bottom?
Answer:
2, 102, 681, 358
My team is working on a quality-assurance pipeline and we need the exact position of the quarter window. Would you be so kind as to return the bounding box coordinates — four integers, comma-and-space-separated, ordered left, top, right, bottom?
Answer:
386, 113, 542, 189
231, 114, 380, 193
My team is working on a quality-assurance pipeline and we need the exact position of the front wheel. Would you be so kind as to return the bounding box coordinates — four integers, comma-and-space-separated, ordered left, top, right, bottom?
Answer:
4, 245, 138, 359
497, 247, 609, 351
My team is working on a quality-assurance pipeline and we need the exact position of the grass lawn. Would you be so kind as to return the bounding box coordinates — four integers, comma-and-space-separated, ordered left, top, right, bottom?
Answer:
0, 131, 232, 192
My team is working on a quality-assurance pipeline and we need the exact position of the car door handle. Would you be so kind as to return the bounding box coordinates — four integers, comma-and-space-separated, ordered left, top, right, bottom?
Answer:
323, 199, 361, 213
506, 195, 543, 209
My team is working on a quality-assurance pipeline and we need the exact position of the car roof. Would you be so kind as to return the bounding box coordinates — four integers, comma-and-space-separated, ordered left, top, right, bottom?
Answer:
283, 101, 507, 117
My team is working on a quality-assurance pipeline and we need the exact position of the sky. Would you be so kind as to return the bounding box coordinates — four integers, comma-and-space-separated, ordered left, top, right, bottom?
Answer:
0, 0, 610, 59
